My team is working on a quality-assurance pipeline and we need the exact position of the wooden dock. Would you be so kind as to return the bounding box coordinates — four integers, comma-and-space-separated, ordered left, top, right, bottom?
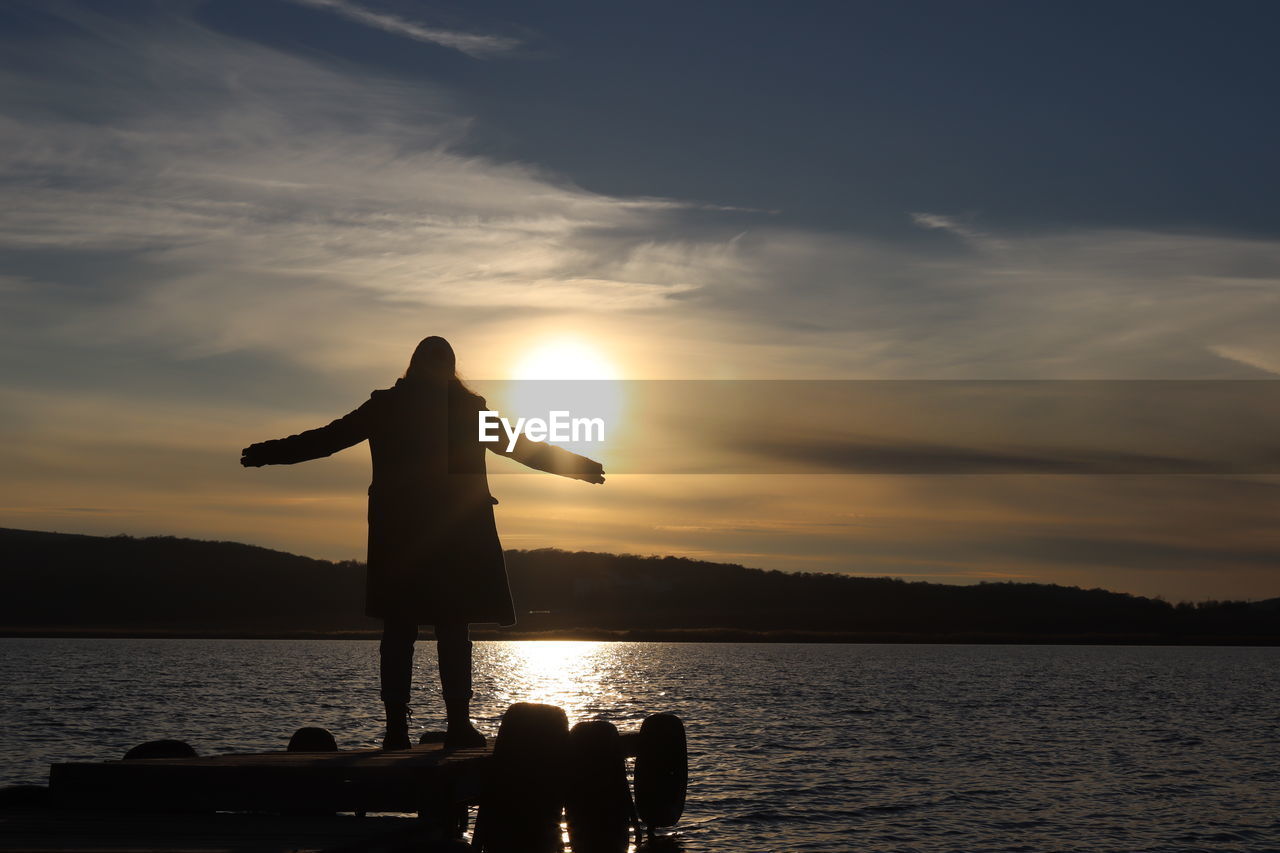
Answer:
3, 743, 485, 852
48, 741, 489, 815
0, 704, 687, 853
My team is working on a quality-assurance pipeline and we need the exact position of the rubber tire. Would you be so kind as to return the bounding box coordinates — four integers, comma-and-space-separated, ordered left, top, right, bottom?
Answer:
473, 702, 569, 853
633, 713, 687, 829
565, 720, 632, 853
123, 739, 197, 760
287, 726, 337, 752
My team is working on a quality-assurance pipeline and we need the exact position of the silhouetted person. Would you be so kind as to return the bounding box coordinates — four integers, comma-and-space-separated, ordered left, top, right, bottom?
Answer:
240, 336, 605, 749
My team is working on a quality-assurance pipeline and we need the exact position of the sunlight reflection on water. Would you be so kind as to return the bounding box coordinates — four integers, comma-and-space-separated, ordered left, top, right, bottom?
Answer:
487, 640, 609, 717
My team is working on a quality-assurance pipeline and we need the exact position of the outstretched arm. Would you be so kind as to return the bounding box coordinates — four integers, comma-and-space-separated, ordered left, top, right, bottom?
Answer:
240, 403, 372, 467
489, 435, 606, 484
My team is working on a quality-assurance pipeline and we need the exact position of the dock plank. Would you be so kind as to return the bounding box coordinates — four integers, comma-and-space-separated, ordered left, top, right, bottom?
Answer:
49, 745, 492, 814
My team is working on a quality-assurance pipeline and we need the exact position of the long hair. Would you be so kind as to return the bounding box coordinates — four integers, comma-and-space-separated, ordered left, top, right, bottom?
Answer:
403, 336, 473, 394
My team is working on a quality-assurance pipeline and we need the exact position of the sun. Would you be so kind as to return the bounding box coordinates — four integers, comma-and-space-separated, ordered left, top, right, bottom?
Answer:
512, 338, 620, 380
505, 338, 624, 459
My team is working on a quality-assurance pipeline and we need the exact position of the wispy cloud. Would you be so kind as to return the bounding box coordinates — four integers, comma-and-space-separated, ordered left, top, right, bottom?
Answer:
5, 8, 1280, 386
0, 6, 707, 376
285, 0, 520, 58
672, 226, 1280, 379
909, 211, 1002, 247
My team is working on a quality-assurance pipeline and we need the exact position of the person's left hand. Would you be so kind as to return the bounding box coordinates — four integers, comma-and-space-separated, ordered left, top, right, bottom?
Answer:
240, 444, 266, 467
577, 458, 605, 484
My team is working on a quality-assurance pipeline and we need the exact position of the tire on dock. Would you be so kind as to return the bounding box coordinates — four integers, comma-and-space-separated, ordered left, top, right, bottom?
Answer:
565, 720, 633, 853
286, 727, 337, 752
282, 727, 340, 816
632, 713, 687, 830
473, 702, 570, 853
122, 740, 197, 760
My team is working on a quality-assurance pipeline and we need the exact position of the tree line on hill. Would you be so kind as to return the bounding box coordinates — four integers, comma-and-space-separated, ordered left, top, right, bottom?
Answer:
1, 527, 1276, 641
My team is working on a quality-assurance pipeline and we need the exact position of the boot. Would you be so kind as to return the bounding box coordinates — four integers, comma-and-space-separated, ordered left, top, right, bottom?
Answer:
382, 702, 412, 751
443, 691, 486, 750
437, 629, 485, 750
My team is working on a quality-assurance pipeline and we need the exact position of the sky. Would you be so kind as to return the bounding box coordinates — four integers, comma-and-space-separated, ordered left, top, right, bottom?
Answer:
2, 0, 1279, 601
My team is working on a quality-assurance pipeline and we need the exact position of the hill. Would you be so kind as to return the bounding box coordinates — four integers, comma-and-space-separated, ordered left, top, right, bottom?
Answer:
1, 527, 1276, 642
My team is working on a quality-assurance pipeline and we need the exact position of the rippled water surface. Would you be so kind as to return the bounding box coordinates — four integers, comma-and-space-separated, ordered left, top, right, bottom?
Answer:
2, 640, 1278, 851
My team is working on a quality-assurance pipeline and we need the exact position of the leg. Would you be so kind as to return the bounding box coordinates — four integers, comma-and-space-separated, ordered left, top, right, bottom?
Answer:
435, 622, 485, 749
380, 619, 418, 750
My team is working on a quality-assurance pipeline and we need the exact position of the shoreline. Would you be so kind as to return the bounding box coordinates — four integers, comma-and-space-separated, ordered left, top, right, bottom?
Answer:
2, 628, 1278, 646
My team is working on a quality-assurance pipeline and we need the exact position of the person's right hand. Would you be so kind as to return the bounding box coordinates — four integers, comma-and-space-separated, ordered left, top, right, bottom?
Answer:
240, 444, 265, 467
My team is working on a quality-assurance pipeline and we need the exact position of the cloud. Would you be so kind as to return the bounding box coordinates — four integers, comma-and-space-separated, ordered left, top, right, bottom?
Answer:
910, 211, 990, 243
284, 0, 520, 58
740, 438, 1219, 475
670, 226, 1280, 379
11, 6, 1280, 386
0, 4, 720, 380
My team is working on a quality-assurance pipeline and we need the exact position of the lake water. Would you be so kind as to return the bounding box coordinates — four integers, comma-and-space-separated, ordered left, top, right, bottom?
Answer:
1, 640, 1278, 851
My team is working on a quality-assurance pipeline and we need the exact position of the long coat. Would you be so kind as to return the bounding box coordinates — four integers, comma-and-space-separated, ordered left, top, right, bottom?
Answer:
244, 378, 595, 627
